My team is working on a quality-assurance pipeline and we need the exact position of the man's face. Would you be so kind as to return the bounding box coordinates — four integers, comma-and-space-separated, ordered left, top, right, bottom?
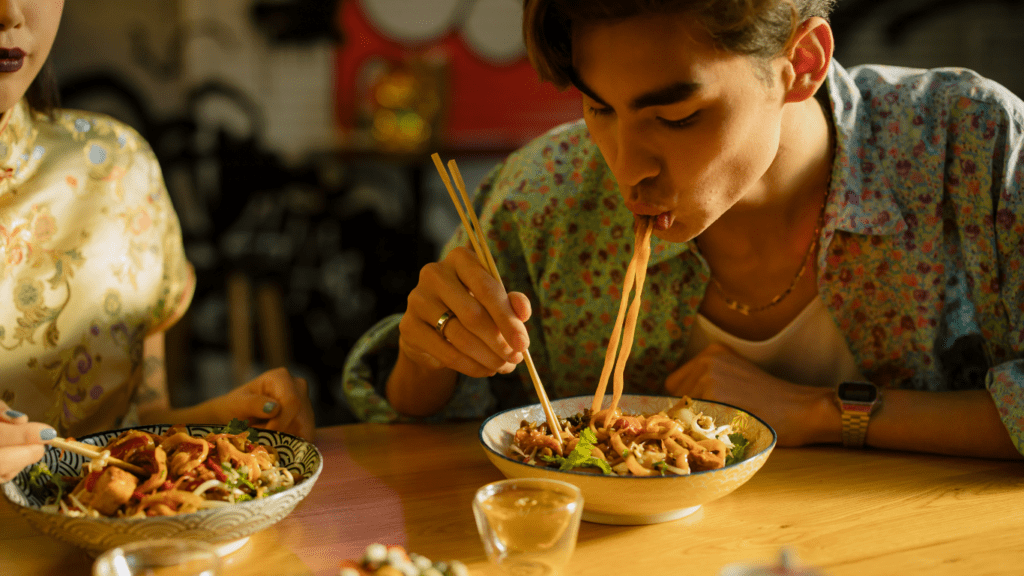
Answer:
0, 0, 64, 113
573, 12, 787, 243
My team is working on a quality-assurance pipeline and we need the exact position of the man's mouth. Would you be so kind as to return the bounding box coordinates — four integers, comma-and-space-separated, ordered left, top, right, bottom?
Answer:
632, 211, 675, 233
653, 212, 675, 230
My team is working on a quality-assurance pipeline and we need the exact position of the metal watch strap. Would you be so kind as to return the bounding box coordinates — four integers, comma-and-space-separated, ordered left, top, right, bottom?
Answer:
840, 405, 872, 447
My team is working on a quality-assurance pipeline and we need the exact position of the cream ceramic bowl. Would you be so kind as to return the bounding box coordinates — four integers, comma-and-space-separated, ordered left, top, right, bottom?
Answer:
479, 395, 776, 525
3, 424, 322, 556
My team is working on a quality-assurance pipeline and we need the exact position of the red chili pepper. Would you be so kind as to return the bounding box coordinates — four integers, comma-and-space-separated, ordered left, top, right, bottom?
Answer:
132, 490, 145, 501
83, 470, 103, 492
110, 436, 147, 460
207, 460, 228, 482
162, 480, 175, 491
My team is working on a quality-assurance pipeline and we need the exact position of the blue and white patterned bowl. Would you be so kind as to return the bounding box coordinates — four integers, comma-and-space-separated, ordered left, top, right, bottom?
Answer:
480, 395, 777, 525
2, 424, 323, 556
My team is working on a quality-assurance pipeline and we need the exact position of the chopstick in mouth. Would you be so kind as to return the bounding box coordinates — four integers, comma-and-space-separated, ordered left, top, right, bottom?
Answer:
430, 153, 565, 442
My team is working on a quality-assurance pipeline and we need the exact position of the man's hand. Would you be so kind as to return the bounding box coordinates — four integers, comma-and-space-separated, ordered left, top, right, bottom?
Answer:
665, 343, 838, 446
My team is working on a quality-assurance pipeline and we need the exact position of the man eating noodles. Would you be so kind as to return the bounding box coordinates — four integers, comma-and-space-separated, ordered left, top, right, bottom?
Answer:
342, 0, 1024, 460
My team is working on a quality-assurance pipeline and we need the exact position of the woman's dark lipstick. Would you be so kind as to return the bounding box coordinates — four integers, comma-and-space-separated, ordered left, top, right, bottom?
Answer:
0, 48, 25, 73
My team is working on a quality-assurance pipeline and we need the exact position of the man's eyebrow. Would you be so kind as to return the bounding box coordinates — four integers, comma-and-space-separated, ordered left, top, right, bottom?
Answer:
569, 73, 610, 108
572, 73, 700, 111
631, 82, 700, 110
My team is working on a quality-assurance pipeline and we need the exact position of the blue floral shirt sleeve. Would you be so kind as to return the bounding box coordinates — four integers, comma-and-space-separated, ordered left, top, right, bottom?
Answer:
820, 62, 1024, 454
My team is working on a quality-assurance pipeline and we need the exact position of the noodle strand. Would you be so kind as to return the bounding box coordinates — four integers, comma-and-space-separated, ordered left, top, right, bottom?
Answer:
609, 220, 654, 416
591, 217, 654, 417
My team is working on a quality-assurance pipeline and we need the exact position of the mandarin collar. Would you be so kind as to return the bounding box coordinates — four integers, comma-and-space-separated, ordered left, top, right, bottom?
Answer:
0, 99, 41, 197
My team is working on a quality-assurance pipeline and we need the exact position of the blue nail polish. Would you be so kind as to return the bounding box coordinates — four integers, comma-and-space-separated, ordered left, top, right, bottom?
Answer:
263, 401, 278, 414
40, 428, 57, 441
4, 409, 25, 419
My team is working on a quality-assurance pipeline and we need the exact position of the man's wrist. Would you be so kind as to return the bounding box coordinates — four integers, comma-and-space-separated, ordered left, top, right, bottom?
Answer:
811, 386, 844, 445
835, 381, 881, 448
386, 348, 459, 417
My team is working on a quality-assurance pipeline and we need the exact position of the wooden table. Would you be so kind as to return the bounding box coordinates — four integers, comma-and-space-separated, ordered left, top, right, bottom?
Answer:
2, 422, 1023, 576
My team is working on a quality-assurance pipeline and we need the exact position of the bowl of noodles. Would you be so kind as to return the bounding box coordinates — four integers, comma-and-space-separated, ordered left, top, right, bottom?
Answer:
479, 394, 776, 525
2, 422, 322, 556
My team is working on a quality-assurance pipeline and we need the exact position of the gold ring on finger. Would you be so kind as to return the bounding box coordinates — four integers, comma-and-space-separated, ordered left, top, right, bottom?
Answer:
435, 310, 455, 338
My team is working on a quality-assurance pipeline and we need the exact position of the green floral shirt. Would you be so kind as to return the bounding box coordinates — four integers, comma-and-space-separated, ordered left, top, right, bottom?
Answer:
341, 61, 1024, 455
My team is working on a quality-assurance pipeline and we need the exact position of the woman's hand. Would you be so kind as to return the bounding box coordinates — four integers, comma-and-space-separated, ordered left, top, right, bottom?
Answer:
211, 368, 316, 440
146, 367, 316, 440
141, 366, 314, 440
0, 401, 57, 483
387, 246, 532, 416
665, 343, 837, 446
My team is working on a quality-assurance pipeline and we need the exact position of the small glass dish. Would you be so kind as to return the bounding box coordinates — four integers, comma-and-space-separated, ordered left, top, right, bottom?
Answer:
92, 538, 221, 576
473, 477, 583, 576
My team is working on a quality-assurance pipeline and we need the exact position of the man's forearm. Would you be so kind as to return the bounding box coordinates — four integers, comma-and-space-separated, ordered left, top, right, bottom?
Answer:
385, 349, 459, 417
866, 388, 1021, 459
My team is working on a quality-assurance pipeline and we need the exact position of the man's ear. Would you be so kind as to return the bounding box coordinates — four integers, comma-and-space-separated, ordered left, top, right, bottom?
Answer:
782, 17, 834, 103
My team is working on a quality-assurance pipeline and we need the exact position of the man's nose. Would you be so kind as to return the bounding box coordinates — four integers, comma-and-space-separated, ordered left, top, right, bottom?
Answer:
612, 125, 660, 190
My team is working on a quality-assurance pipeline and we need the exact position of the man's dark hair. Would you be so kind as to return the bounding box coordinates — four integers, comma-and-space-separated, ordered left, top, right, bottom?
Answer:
524, 0, 838, 89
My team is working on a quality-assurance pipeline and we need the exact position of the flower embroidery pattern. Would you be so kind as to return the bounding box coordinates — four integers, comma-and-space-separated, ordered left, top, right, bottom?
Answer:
0, 100, 193, 437
0, 205, 85, 350
43, 340, 101, 430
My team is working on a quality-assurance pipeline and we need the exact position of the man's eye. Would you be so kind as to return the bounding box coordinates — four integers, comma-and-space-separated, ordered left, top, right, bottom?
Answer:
658, 110, 700, 128
587, 105, 614, 117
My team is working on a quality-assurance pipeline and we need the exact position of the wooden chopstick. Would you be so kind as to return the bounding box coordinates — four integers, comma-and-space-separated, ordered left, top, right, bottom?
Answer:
431, 153, 565, 441
447, 160, 563, 438
48, 437, 147, 475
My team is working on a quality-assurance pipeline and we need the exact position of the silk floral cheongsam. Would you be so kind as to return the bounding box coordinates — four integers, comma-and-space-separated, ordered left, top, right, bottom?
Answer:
0, 99, 194, 438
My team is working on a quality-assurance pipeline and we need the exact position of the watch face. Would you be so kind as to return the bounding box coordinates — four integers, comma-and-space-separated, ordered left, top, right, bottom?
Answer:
838, 381, 877, 403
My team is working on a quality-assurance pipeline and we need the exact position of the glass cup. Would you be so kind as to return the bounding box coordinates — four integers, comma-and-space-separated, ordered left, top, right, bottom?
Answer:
93, 539, 221, 576
472, 478, 584, 576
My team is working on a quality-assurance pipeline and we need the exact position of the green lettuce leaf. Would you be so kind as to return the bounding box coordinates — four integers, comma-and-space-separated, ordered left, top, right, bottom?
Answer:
539, 427, 613, 475
725, 432, 750, 466
27, 462, 69, 503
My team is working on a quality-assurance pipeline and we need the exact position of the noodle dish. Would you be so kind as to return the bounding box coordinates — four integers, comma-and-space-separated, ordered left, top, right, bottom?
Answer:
480, 395, 776, 525
2, 420, 322, 555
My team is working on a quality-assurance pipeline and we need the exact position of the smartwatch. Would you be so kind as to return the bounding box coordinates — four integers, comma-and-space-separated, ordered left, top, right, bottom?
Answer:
835, 381, 880, 448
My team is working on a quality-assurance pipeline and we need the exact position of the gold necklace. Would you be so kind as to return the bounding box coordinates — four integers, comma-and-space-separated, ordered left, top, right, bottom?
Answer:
704, 193, 827, 315
702, 89, 835, 316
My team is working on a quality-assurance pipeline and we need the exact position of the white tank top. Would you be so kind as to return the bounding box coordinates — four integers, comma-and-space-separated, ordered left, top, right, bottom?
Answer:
684, 297, 865, 387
